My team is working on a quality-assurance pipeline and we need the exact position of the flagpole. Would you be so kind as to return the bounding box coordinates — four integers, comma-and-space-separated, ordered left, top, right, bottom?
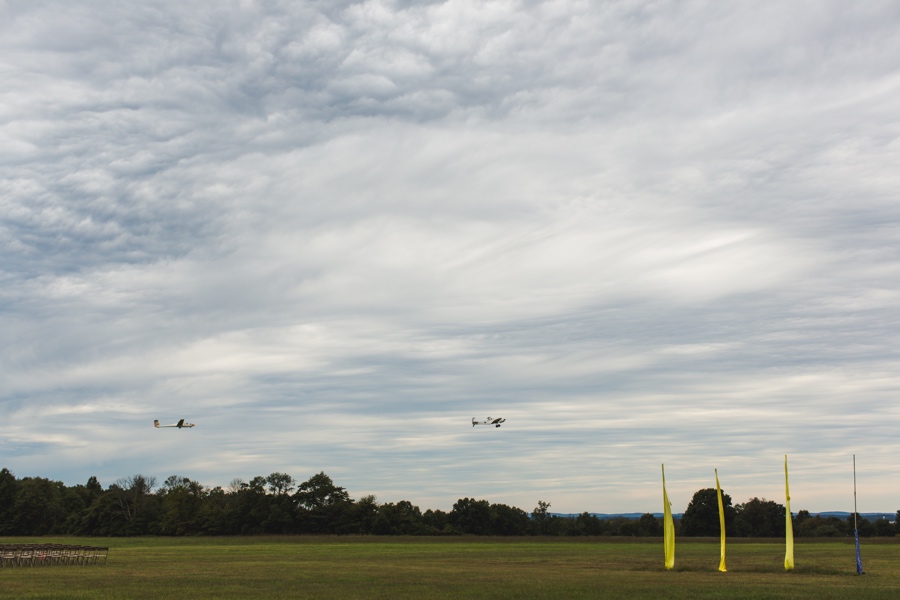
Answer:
853, 454, 858, 531
853, 454, 864, 575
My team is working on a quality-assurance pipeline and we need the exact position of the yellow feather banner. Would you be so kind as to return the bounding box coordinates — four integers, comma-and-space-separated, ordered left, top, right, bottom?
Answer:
715, 469, 727, 572
785, 455, 794, 571
662, 464, 675, 570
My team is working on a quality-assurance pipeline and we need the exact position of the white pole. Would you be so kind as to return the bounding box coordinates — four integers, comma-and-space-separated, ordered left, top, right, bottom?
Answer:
853, 454, 858, 531
853, 454, 864, 575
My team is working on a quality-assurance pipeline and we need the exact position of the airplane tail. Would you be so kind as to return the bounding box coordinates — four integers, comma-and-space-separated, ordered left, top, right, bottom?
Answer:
153, 420, 159, 428
472, 418, 476, 427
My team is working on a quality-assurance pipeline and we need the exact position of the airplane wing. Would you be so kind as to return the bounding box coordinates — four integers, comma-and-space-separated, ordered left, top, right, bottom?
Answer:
177, 419, 185, 428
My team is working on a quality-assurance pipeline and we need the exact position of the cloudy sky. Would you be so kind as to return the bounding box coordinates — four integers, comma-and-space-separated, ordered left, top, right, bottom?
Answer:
2, 0, 899, 514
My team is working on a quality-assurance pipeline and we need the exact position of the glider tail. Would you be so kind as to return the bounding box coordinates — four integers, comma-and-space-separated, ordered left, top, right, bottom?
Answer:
154, 420, 160, 428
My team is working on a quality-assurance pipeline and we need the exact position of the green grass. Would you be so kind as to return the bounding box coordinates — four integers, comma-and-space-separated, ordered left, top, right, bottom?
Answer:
2, 537, 898, 599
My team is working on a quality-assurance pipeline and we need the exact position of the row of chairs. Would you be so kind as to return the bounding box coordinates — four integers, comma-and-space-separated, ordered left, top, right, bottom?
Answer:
0, 544, 108, 567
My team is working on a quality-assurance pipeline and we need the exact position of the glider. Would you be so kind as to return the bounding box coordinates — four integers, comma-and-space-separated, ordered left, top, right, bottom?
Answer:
154, 419, 195, 429
472, 417, 506, 428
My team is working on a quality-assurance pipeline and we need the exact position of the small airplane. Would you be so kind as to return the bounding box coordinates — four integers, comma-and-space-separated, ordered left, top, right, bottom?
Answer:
472, 417, 506, 428
154, 419, 195, 429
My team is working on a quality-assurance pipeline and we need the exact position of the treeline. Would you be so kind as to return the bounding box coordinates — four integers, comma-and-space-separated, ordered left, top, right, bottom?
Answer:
1, 468, 897, 537
681, 487, 898, 539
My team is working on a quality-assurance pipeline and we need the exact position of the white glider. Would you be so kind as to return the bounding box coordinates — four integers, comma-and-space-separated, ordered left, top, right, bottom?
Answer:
472, 417, 506, 428
154, 419, 195, 429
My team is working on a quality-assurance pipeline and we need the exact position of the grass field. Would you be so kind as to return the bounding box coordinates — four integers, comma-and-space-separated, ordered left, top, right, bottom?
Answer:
2, 536, 898, 599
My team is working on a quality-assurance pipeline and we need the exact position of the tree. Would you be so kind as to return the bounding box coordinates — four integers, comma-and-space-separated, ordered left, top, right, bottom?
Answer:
617, 520, 638, 536
248, 476, 267, 493
294, 473, 352, 534
531, 500, 552, 535
73, 490, 129, 536
680, 488, 735, 536
111, 475, 160, 534
294, 472, 350, 509
159, 476, 206, 535
450, 498, 492, 535
0, 468, 18, 535
795, 514, 847, 537
490, 503, 530, 536
873, 517, 894, 537
86, 476, 102, 495
849, 513, 874, 537
637, 513, 663, 536
225, 476, 269, 535
13, 477, 66, 535
422, 508, 450, 534
265, 472, 296, 496
197, 486, 230, 535
733, 497, 785, 537
374, 500, 424, 535
350, 494, 380, 534
569, 512, 607, 536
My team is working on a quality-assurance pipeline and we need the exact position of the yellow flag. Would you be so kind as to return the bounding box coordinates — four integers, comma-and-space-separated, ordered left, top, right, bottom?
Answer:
785, 455, 794, 571
662, 464, 675, 570
715, 469, 727, 572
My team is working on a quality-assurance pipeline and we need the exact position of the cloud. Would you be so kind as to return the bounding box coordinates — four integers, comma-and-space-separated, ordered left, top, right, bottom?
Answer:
2, 0, 900, 513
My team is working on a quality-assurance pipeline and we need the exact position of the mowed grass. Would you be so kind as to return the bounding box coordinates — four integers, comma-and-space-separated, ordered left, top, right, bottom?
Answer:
2, 536, 899, 600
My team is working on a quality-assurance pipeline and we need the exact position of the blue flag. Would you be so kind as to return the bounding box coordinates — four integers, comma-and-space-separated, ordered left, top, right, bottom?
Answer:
855, 528, 864, 575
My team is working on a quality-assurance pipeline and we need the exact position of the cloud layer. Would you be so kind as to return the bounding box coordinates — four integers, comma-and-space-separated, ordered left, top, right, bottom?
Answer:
2, 0, 900, 513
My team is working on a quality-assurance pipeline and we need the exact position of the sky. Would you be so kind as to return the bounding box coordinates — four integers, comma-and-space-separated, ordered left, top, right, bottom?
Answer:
2, 0, 900, 515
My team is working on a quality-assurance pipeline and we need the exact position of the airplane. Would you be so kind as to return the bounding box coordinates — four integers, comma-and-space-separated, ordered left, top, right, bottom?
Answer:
472, 417, 506, 428
154, 419, 195, 429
